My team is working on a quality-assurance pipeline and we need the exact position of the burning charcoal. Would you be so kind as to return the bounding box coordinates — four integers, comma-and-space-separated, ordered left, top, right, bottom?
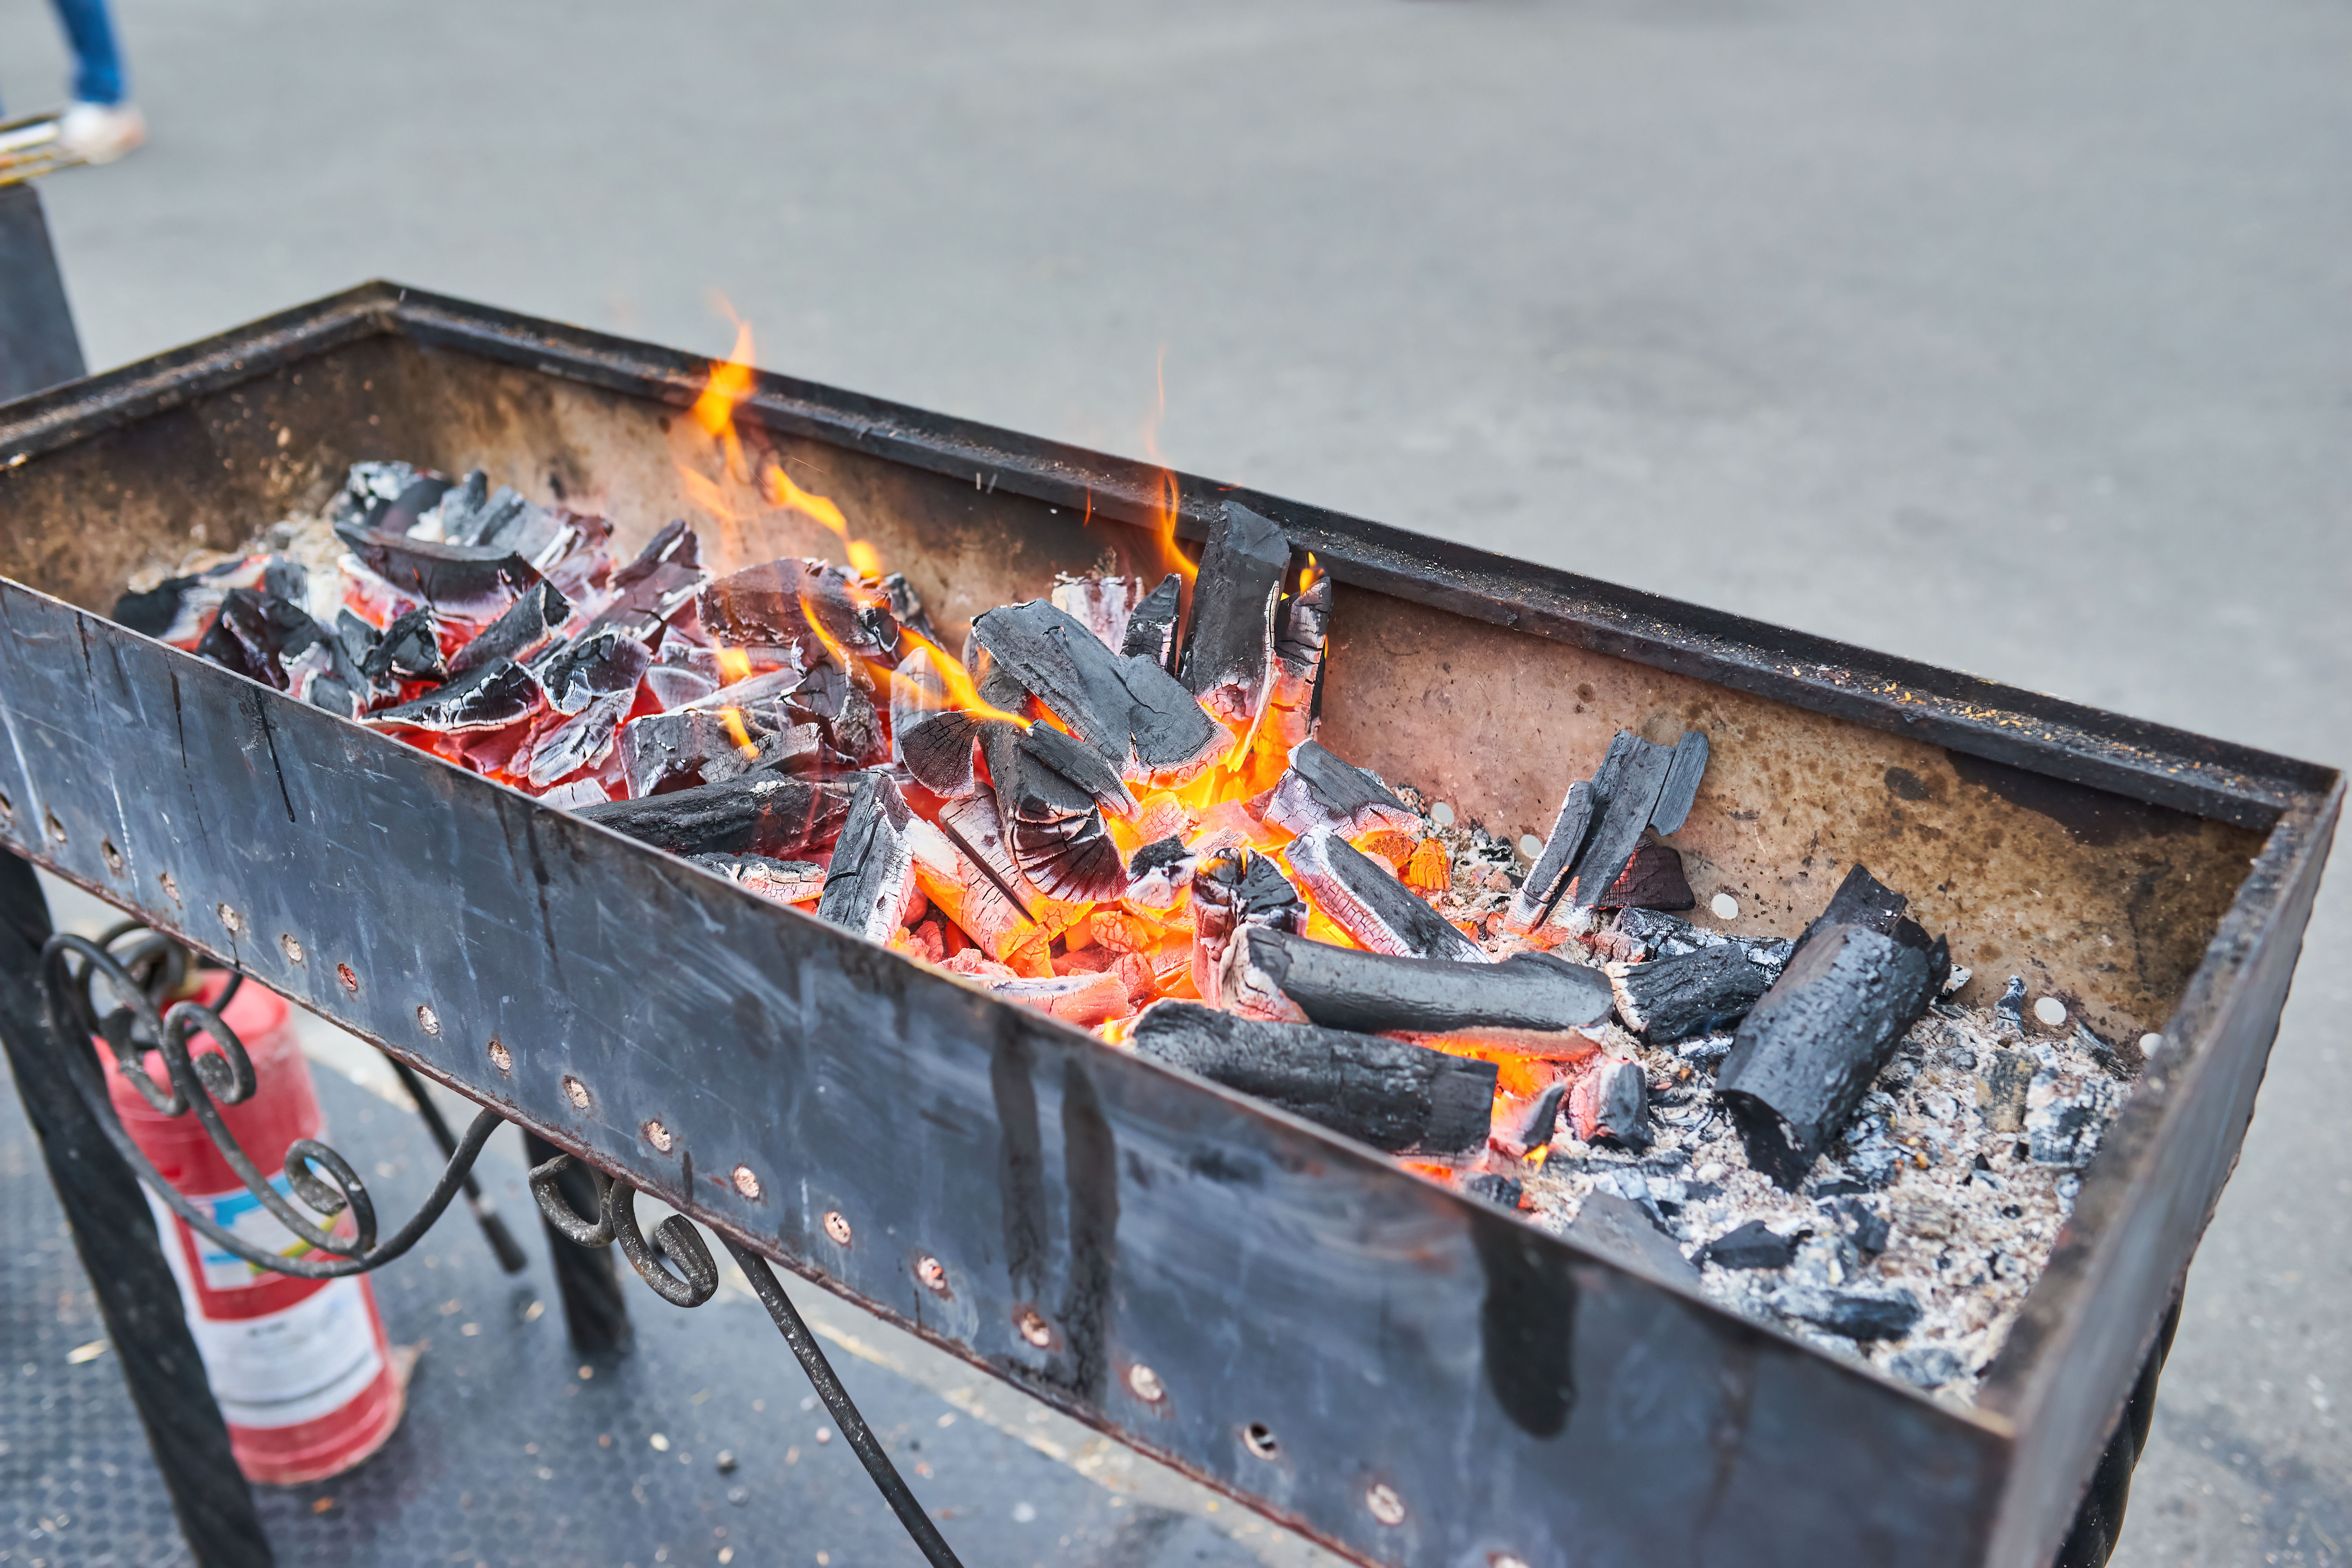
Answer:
114, 555, 277, 649
1608, 907, 1794, 973
1262, 568, 1330, 750
1647, 731, 1711, 837
963, 970, 1132, 1026
1501, 781, 1597, 935
576, 773, 857, 860
1568, 1057, 1650, 1150
1566, 1190, 1700, 1289
1049, 573, 1142, 652
1178, 501, 1289, 731
1886, 1346, 1965, 1390
890, 644, 985, 796
815, 773, 919, 945
535, 625, 654, 714
448, 580, 570, 676
1773, 1285, 1923, 1342
1124, 837, 1196, 911
332, 460, 446, 528
1595, 842, 1695, 911
916, 795, 1050, 966
363, 607, 445, 684
690, 853, 826, 906
426, 470, 574, 567
1716, 866, 1950, 1189
588, 521, 710, 642
1513, 1082, 1570, 1156
1606, 944, 1772, 1042
1462, 1174, 1524, 1210
967, 599, 1223, 786
623, 706, 793, 799
283, 642, 362, 718
1976, 1049, 2033, 1134
1259, 741, 1419, 839
2025, 1069, 2118, 1167
699, 556, 902, 666
536, 779, 612, 810
365, 657, 543, 733
784, 661, 886, 769
334, 512, 542, 619
1286, 829, 1486, 963
1118, 573, 1182, 671
194, 589, 332, 690
977, 722, 1132, 903
524, 692, 632, 789
1129, 1001, 1496, 1156
1219, 927, 1612, 1049
644, 644, 722, 711
1698, 1221, 1796, 1271
1188, 847, 1305, 1007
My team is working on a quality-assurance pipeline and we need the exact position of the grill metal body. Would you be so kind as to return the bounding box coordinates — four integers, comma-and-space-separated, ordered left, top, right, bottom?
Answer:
0, 284, 2337, 1568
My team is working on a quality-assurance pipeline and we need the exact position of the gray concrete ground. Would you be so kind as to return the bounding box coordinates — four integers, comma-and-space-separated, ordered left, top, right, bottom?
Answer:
2, 0, 2345, 1562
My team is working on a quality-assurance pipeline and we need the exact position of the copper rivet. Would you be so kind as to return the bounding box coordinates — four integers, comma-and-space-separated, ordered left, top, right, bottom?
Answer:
1366, 1484, 1405, 1526
1243, 1423, 1278, 1459
44, 809, 66, 844
158, 871, 180, 903
336, 962, 358, 993
1126, 1364, 1165, 1403
645, 1120, 673, 1153
564, 1075, 590, 1110
732, 1165, 761, 1199
279, 933, 305, 965
1491, 1556, 1532, 1568
100, 838, 124, 875
417, 1004, 441, 1036
1018, 1309, 1053, 1348
916, 1256, 948, 1294
216, 902, 243, 934
488, 1039, 512, 1074
0, 790, 13, 825
823, 1211, 852, 1246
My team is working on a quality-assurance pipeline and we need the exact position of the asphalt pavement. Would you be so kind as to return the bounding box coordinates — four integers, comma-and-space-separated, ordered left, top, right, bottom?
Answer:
1, 0, 2345, 1563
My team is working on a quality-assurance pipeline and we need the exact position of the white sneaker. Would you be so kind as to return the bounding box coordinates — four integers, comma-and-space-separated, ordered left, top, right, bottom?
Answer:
58, 101, 147, 165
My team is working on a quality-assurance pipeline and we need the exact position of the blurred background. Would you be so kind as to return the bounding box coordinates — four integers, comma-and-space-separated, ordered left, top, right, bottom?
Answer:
3, 0, 2345, 1563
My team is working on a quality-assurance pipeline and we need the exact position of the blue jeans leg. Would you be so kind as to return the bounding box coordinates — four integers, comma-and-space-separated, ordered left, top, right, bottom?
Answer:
50, 0, 128, 106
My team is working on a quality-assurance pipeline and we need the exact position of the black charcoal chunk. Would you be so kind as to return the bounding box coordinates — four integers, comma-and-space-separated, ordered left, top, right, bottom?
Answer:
590, 521, 709, 642
363, 606, 446, 684
534, 625, 653, 714
1995, 975, 2027, 1029
1595, 842, 1695, 911
1586, 1057, 1651, 1151
1564, 732, 1677, 911
449, 580, 570, 676
815, 773, 917, 944
1607, 944, 1772, 1042
193, 590, 330, 690
900, 711, 983, 796
1518, 1082, 1569, 1152
1118, 573, 1183, 671
1129, 1001, 1495, 1156
1223, 926, 1611, 1042
2025, 1069, 2118, 1167
1125, 836, 1197, 910
690, 854, 827, 905
1463, 1174, 1524, 1210
1978, 1049, 2033, 1134
1775, 1285, 1922, 1342
365, 657, 542, 733
1503, 780, 1597, 933
1260, 740, 1418, 838
1566, 1190, 1700, 1289
1189, 847, 1306, 1006
1178, 501, 1289, 730
969, 599, 1222, 784
1287, 828, 1486, 963
1840, 1200, 1891, 1256
698, 555, 902, 665
1611, 907, 1793, 973
1263, 569, 1332, 748
576, 774, 857, 860
336, 519, 542, 611
1717, 867, 1949, 1189
1698, 1220, 1796, 1271
1648, 731, 1711, 836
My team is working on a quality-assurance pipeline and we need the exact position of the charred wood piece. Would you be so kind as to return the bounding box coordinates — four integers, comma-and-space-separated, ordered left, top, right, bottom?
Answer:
576, 774, 856, 861
1717, 867, 1950, 1189
524, 691, 632, 788
1518, 1082, 1570, 1153
916, 793, 1069, 964
1698, 1220, 1795, 1271
193, 589, 332, 692
962, 971, 1131, 1026
1220, 927, 1611, 1051
1648, 731, 1711, 837
588, 521, 708, 642
1049, 572, 1142, 652
1125, 836, 1197, 910
1462, 1174, 1525, 1210
449, 580, 570, 676
1606, 907, 1794, 973
1774, 1285, 1922, 1342
1595, 842, 1695, 911
1502, 781, 1597, 934
689, 853, 826, 905
1568, 1057, 1650, 1150
334, 515, 542, 617
1606, 944, 1773, 1042
1563, 731, 1678, 913
698, 556, 903, 668
535, 625, 653, 715
967, 599, 1222, 786
1263, 570, 1331, 750
781, 660, 886, 769
1260, 741, 1418, 839
362, 606, 446, 685
1178, 501, 1289, 731
1129, 1002, 1495, 1156
977, 721, 1130, 904
367, 657, 542, 733
1504, 728, 1713, 931
815, 773, 918, 944
1118, 573, 1183, 671
889, 645, 984, 796
1567, 1190, 1699, 1289
623, 668, 806, 798
1189, 848, 1305, 1007
1287, 829, 1486, 963
113, 553, 276, 648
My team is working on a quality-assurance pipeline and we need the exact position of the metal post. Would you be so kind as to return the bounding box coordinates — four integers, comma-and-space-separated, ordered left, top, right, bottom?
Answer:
0, 180, 85, 403
523, 1130, 633, 1355
0, 853, 272, 1567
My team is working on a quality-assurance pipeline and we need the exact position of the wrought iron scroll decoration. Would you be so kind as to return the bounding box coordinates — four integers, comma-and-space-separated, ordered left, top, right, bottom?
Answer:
40, 924, 966, 1568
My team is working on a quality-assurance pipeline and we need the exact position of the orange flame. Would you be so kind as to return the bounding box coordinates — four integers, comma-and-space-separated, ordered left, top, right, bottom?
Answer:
895, 633, 1029, 728
715, 647, 753, 686
1142, 348, 1196, 591
690, 314, 757, 481
719, 706, 761, 760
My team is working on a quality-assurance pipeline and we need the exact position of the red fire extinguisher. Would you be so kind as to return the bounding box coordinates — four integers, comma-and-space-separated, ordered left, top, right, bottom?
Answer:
102, 969, 406, 1485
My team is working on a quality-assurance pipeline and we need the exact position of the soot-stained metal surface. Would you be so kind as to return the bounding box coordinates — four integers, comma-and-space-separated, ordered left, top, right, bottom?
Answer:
0, 285, 2340, 1568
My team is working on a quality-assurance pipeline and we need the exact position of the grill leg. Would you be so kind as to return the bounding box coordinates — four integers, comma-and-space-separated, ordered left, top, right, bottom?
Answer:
523, 1130, 633, 1355
0, 183, 86, 403
2053, 1291, 2184, 1568
0, 854, 273, 1567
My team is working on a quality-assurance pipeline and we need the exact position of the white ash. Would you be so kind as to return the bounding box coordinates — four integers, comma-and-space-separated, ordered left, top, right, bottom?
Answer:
1516, 993, 2129, 1404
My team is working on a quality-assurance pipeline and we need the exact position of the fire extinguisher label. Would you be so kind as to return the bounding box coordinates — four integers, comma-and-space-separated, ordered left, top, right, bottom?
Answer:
180, 1175, 319, 1291
183, 1276, 386, 1430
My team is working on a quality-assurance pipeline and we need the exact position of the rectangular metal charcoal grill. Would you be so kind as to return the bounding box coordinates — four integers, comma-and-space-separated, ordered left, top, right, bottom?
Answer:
0, 283, 2337, 1568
